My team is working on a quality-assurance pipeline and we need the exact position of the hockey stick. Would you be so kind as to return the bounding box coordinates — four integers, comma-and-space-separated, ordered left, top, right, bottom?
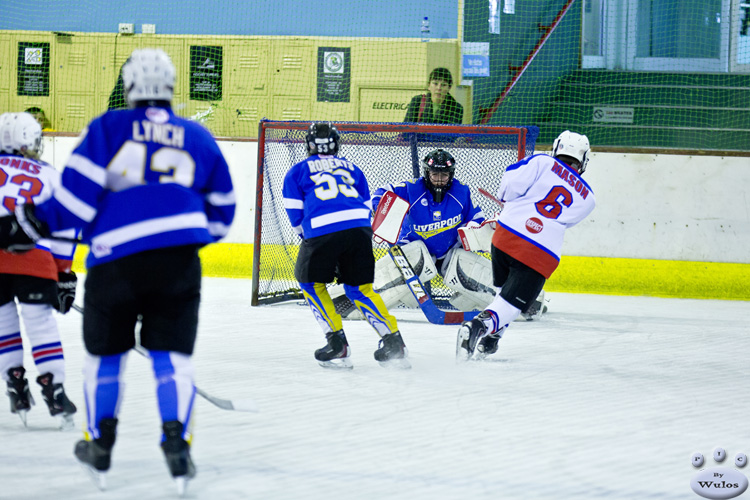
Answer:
388, 245, 479, 325
71, 304, 259, 413
478, 188, 504, 208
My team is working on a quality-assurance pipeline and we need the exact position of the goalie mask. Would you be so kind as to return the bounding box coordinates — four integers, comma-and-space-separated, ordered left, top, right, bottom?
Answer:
306, 122, 340, 156
122, 48, 176, 107
552, 130, 590, 174
1, 112, 43, 160
422, 149, 456, 203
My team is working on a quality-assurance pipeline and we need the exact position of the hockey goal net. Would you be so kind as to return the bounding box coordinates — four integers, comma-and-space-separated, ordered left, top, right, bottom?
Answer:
251, 120, 539, 306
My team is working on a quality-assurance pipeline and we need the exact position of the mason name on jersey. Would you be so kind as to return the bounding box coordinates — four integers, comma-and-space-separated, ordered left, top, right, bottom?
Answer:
550, 162, 590, 199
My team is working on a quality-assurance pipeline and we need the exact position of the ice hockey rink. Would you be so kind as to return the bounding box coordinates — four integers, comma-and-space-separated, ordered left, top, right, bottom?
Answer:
1, 276, 749, 500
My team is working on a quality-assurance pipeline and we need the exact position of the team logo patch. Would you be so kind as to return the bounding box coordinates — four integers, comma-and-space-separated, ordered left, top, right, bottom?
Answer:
433, 211, 442, 221
146, 108, 170, 124
421, 199, 428, 206
525, 217, 543, 234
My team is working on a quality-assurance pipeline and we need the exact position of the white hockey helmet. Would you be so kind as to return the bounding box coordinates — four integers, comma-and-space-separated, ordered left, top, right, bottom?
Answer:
552, 130, 590, 174
1, 112, 43, 159
122, 48, 176, 107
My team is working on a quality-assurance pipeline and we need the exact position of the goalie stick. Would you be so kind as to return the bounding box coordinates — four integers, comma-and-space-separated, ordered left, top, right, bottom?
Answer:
388, 245, 479, 325
71, 304, 259, 413
371, 194, 480, 325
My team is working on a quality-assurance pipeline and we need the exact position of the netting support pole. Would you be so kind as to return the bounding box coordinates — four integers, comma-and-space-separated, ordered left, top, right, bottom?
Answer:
410, 133, 420, 178
251, 120, 267, 306
478, 0, 577, 125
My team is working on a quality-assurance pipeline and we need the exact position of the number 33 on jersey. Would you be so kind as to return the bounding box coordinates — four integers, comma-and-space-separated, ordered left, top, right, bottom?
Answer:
282, 154, 373, 239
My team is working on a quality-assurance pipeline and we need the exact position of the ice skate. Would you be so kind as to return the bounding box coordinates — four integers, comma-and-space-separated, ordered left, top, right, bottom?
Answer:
6, 366, 34, 427
373, 331, 411, 369
456, 311, 490, 362
474, 328, 504, 361
314, 330, 353, 370
36, 373, 77, 430
75, 417, 118, 491
161, 420, 196, 497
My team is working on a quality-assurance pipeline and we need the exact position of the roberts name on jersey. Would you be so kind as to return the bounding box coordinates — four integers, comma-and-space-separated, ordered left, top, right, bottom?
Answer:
307, 157, 356, 174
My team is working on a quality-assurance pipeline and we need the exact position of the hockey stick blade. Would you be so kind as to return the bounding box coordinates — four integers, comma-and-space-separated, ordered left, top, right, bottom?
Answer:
388, 245, 479, 325
72, 304, 259, 413
195, 387, 259, 413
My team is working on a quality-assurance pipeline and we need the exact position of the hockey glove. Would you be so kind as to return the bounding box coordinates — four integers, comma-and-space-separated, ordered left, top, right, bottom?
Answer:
0, 204, 50, 253
56, 271, 77, 314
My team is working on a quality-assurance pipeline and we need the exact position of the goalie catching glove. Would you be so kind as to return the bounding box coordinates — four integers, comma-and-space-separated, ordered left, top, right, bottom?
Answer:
0, 204, 50, 253
457, 219, 497, 253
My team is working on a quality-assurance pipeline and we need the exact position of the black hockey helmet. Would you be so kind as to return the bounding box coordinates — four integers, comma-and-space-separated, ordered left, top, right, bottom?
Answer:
422, 149, 456, 203
306, 122, 340, 156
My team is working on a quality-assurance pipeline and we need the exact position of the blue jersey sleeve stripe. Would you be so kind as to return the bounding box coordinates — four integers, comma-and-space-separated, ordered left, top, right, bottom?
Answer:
67, 153, 107, 186
310, 208, 370, 229
56, 184, 97, 222
284, 198, 304, 209
91, 212, 208, 252
364, 199, 373, 210
206, 190, 236, 206
207, 221, 230, 237
48, 229, 77, 259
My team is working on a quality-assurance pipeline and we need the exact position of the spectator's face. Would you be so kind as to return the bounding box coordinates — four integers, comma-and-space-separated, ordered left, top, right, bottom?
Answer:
31, 112, 44, 127
428, 79, 451, 106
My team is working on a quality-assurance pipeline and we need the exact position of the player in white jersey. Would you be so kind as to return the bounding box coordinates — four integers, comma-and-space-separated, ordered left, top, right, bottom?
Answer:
0, 112, 78, 428
456, 130, 596, 361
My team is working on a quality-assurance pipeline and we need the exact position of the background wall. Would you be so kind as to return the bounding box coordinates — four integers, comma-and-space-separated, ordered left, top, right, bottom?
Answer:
0, 1, 459, 38
40, 136, 750, 265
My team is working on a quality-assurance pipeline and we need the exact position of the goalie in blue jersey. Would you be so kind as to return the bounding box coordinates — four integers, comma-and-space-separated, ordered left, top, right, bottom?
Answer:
360, 149, 546, 320
282, 122, 410, 370
0, 48, 235, 493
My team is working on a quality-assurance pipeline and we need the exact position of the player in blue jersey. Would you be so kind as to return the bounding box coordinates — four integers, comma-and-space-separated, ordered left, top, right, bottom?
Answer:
0, 48, 235, 493
366, 149, 546, 319
283, 122, 410, 370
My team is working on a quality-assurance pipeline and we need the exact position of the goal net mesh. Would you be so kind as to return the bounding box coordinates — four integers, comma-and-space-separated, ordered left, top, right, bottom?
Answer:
252, 121, 539, 307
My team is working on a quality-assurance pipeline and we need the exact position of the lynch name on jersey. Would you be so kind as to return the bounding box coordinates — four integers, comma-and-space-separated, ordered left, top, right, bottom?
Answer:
132, 120, 185, 148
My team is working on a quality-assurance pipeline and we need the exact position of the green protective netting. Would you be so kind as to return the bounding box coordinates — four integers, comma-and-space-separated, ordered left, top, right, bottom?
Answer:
1, 0, 747, 149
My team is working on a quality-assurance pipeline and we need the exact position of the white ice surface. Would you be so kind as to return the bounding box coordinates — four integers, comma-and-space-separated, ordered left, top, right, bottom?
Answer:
2, 277, 749, 500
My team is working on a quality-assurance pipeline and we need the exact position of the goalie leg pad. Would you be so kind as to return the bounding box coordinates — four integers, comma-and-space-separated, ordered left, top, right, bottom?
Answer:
372, 241, 437, 310
443, 249, 495, 311
400, 240, 438, 283
373, 254, 417, 309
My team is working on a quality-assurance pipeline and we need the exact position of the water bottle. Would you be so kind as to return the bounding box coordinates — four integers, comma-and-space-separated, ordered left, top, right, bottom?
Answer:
420, 16, 430, 42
